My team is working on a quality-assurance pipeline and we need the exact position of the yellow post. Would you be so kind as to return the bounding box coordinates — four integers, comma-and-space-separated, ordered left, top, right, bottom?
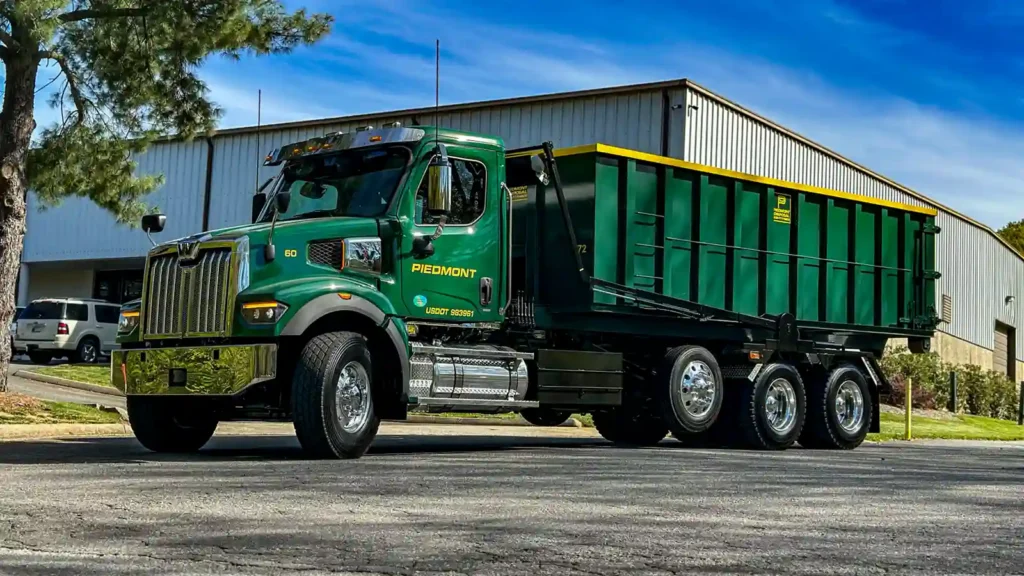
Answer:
904, 377, 913, 440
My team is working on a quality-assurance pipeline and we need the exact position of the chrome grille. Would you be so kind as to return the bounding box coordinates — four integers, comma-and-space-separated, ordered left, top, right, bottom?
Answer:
144, 247, 235, 337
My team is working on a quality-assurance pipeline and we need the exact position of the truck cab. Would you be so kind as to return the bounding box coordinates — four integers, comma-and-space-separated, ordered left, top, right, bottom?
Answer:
114, 125, 523, 457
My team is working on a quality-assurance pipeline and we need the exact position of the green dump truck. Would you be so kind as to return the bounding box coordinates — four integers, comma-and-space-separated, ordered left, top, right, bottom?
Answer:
112, 125, 940, 457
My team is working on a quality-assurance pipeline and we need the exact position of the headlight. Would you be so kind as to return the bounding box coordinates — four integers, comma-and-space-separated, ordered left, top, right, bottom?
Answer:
118, 310, 140, 333
240, 301, 288, 325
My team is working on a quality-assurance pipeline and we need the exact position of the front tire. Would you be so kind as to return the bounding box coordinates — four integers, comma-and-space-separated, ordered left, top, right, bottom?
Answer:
292, 331, 380, 459
738, 363, 806, 450
800, 365, 872, 450
127, 397, 218, 453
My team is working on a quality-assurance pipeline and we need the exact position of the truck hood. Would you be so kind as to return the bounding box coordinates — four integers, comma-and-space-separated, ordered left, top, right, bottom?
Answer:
158, 217, 381, 251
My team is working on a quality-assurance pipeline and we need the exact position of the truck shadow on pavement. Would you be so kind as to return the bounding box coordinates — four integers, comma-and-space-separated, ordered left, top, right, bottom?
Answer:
0, 433, 615, 465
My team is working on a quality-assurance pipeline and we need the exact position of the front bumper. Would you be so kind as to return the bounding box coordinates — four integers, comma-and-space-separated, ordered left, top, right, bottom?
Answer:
111, 344, 277, 395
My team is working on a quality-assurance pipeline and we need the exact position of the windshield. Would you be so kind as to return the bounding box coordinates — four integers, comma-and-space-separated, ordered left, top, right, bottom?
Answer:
261, 145, 410, 223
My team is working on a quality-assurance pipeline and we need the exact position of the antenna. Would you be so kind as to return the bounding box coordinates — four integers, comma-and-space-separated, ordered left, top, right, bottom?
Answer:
254, 89, 262, 191
434, 39, 439, 142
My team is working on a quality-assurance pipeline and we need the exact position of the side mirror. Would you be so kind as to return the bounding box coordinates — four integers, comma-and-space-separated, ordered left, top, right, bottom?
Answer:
141, 213, 166, 234
275, 191, 291, 214
530, 155, 550, 185
426, 145, 452, 214
252, 193, 267, 223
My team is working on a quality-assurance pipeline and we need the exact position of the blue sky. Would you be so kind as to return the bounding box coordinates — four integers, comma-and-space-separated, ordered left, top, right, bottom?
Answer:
31, 0, 1024, 227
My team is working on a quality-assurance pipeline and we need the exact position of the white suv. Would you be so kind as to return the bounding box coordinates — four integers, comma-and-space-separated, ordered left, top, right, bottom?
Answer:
14, 298, 121, 365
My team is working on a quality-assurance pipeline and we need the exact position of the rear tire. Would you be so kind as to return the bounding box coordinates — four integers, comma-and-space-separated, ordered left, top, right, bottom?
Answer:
800, 364, 872, 450
74, 336, 100, 364
593, 408, 667, 446
738, 363, 806, 450
658, 346, 724, 441
127, 397, 218, 453
520, 408, 572, 427
28, 352, 52, 365
292, 331, 380, 459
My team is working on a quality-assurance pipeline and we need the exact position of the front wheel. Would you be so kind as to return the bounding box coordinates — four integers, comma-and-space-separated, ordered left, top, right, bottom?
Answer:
292, 331, 380, 459
127, 397, 218, 453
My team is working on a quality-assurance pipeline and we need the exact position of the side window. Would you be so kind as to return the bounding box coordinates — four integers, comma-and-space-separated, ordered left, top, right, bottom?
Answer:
96, 305, 120, 324
415, 158, 486, 225
65, 304, 88, 322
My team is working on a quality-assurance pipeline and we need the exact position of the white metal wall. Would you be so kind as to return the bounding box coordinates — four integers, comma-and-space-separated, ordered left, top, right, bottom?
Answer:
23, 139, 208, 262
205, 89, 682, 229
682, 86, 1024, 359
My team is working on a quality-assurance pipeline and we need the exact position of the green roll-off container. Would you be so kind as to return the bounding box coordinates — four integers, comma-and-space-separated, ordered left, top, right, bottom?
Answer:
507, 144, 940, 338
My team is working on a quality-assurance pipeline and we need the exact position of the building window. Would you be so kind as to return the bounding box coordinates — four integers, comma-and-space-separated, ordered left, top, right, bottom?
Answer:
415, 158, 487, 225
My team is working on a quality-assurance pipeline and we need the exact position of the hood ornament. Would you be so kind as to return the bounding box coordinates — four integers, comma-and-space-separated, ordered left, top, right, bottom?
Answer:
177, 240, 201, 264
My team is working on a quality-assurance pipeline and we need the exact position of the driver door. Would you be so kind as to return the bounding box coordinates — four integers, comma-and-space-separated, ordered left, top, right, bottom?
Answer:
402, 149, 501, 324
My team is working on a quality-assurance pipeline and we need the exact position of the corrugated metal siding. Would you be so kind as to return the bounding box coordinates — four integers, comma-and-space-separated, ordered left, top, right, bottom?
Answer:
206, 90, 681, 229
683, 86, 1024, 360
23, 140, 208, 262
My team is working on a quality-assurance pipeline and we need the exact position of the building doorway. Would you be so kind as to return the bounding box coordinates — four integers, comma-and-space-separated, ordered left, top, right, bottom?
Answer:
93, 269, 144, 304
993, 321, 1016, 381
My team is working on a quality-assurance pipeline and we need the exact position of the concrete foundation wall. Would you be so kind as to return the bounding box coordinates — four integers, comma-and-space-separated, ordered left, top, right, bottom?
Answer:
888, 331, 1024, 383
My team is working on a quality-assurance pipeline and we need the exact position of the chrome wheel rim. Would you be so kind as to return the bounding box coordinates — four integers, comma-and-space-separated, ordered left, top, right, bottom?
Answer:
765, 378, 797, 435
835, 380, 865, 433
678, 360, 717, 421
82, 343, 96, 363
335, 361, 371, 433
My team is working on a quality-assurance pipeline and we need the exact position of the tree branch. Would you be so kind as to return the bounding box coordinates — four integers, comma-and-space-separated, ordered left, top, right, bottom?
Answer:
57, 8, 145, 23
0, 27, 17, 50
40, 51, 87, 128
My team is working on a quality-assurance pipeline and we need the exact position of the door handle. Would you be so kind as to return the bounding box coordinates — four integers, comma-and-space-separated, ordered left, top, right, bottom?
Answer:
480, 277, 493, 306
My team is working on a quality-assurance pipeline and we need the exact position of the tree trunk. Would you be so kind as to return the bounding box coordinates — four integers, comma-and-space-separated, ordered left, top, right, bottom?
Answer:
0, 54, 37, 393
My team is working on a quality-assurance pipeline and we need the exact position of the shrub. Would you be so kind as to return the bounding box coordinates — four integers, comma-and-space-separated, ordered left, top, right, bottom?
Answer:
886, 372, 938, 410
880, 347, 952, 409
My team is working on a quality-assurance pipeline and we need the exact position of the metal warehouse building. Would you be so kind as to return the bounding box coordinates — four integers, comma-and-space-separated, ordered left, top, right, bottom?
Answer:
18, 79, 1024, 377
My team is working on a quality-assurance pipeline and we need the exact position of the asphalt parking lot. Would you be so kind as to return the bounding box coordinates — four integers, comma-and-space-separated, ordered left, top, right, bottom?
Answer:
0, 430, 1021, 575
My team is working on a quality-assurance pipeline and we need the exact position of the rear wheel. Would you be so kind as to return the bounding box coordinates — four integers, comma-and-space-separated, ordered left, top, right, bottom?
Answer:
127, 397, 218, 453
738, 363, 806, 450
74, 336, 100, 364
292, 331, 380, 459
520, 408, 572, 427
28, 352, 52, 365
800, 365, 872, 450
658, 346, 724, 441
593, 408, 667, 446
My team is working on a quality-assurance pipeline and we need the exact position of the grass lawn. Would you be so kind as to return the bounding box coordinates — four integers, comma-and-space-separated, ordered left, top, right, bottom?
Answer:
31, 364, 113, 388
868, 411, 1024, 442
0, 393, 122, 425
